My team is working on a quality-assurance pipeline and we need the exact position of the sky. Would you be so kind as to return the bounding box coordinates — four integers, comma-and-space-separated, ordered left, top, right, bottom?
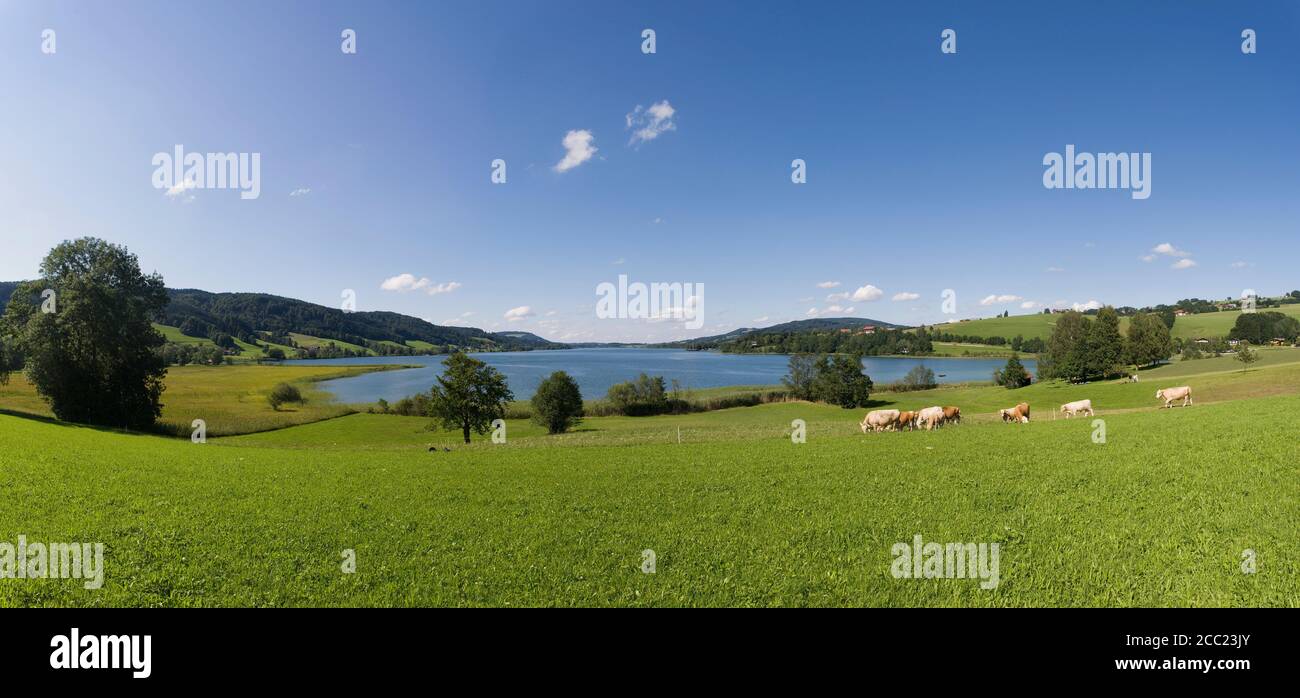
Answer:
1, 1, 1297, 342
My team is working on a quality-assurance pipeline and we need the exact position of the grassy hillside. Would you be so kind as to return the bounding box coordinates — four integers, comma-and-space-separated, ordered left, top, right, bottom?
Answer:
929, 305, 1300, 342
1, 349, 1297, 607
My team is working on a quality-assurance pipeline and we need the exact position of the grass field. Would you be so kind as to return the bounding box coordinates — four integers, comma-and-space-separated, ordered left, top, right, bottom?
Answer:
1, 348, 1297, 607
928, 304, 1300, 342
289, 333, 376, 356
927, 342, 1035, 358
0, 364, 403, 436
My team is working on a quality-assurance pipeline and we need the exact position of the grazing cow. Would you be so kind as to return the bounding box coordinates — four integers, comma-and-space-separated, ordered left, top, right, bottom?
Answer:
917, 406, 945, 431
895, 410, 919, 431
1155, 386, 1192, 408
1060, 399, 1094, 418
941, 406, 961, 425
862, 409, 901, 433
1000, 402, 1030, 424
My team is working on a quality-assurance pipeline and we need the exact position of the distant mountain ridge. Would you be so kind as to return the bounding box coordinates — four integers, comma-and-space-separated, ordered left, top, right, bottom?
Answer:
665, 317, 906, 348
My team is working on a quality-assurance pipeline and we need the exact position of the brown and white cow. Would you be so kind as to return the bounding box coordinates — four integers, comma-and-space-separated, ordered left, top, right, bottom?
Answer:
941, 406, 961, 425
895, 410, 919, 431
1000, 402, 1030, 423
1155, 386, 1192, 408
862, 409, 901, 433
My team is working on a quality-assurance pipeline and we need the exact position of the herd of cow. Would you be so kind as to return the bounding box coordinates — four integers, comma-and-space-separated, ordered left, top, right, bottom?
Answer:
859, 385, 1194, 433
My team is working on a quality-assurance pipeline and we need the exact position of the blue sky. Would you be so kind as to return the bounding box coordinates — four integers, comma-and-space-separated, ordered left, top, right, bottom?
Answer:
1, 1, 1297, 342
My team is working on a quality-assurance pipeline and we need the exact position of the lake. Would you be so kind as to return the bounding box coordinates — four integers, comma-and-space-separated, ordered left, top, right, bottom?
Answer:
288, 348, 1035, 403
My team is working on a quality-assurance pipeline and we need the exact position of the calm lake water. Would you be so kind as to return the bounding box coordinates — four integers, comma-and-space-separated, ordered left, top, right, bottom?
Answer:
289, 348, 1035, 403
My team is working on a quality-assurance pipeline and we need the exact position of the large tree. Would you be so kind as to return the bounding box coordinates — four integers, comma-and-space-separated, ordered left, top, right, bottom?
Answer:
1086, 306, 1126, 379
1126, 312, 1174, 368
811, 354, 873, 408
1042, 311, 1090, 381
2, 238, 168, 429
428, 352, 514, 443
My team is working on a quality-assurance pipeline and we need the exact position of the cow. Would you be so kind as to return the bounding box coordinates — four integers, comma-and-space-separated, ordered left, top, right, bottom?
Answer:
862, 409, 901, 433
1000, 402, 1030, 424
941, 406, 961, 425
1155, 386, 1192, 408
1060, 399, 1094, 418
917, 406, 945, 431
895, 410, 919, 431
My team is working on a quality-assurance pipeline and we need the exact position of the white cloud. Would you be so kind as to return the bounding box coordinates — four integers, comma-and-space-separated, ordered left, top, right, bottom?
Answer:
1046, 266, 1065, 273
1152, 242, 1191, 258
1171, 258, 1197, 270
1140, 255, 1156, 263
850, 284, 883, 302
612, 257, 626, 265
504, 306, 535, 322
1230, 261, 1249, 269
626, 100, 677, 145
165, 179, 198, 202
1071, 300, 1102, 312
891, 292, 920, 302
289, 187, 311, 197
553, 129, 597, 173
380, 274, 461, 295
752, 316, 769, 323
979, 294, 1022, 306
1021, 301, 1044, 310
816, 281, 841, 289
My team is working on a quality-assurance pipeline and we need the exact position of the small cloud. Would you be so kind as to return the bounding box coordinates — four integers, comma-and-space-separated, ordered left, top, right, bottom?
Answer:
980, 294, 1022, 306
165, 179, 198, 202
1069, 300, 1102, 312
651, 217, 664, 224
1140, 255, 1156, 263
1046, 266, 1065, 273
380, 273, 461, 295
1152, 242, 1191, 258
612, 257, 626, 265
752, 316, 769, 323
289, 187, 311, 197
817, 281, 841, 289
504, 306, 535, 322
1171, 259, 1197, 270
1021, 301, 1043, 310
850, 284, 883, 302
554, 129, 597, 173
626, 100, 677, 145
891, 292, 920, 302
1230, 261, 1250, 269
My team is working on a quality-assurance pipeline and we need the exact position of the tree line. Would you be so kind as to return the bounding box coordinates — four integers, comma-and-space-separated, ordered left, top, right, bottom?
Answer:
1039, 307, 1172, 383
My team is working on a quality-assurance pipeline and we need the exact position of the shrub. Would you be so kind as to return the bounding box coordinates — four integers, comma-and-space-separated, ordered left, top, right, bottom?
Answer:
268, 382, 304, 410
531, 371, 584, 434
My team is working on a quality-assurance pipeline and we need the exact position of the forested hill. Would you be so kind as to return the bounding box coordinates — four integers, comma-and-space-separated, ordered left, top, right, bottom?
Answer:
160, 289, 560, 352
0, 282, 561, 353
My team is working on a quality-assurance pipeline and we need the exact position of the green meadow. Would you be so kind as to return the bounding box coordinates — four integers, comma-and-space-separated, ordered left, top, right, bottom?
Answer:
1, 348, 1298, 607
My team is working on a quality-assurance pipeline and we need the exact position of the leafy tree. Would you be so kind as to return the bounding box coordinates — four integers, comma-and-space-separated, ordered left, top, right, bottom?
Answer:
1180, 343, 1204, 361
267, 382, 304, 410
811, 354, 873, 408
1, 238, 167, 429
531, 370, 584, 434
1086, 306, 1126, 379
606, 373, 668, 416
897, 364, 937, 392
1230, 311, 1300, 344
1235, 342, 1259, 372
266, 347, 286, 361
1042, 311, 1090, 381
1126, 312, 1173, 368
781, 354, 819, 399
428, 352, 514, 442
993, 354, 1032, 389
1157, 308, 1177, 329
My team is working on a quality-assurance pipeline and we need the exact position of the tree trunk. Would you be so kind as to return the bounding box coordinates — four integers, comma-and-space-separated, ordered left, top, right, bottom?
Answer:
462, 423, 471, 444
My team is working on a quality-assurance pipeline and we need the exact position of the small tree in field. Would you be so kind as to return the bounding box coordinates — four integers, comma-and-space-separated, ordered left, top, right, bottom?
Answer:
993, 354, 1032, 389
531, 371, 584, 434
1235, 342, 1259, 372
429, 352, 514, 443
268, 382, 304, 410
